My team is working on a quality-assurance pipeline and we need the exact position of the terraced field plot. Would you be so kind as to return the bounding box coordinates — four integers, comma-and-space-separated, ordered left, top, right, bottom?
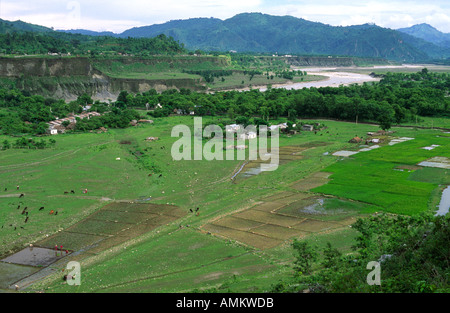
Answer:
37, 202, 186, 252
313, 133, 450, 215
232, 143, 329, 184
203, 171, 355, 250
0, 202, 186, 290
202, 197, 353, 249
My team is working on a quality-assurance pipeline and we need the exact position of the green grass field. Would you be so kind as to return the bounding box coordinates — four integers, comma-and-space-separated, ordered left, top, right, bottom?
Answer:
1, 116, 449, 292
312, 132, 450, 215
206, 72, 326, 90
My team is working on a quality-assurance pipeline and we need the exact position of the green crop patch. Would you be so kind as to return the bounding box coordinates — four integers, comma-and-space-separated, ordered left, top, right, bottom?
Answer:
312, 133, 450, 215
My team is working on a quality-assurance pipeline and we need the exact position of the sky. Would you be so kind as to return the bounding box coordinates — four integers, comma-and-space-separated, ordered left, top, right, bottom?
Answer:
0, 0, 449, 34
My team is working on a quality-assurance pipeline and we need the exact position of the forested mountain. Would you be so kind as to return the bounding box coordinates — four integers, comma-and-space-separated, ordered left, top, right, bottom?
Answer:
1, 13, 449, 61
398, 23, 450, 49
62, 13, 449, 62
0, 18, 186, 56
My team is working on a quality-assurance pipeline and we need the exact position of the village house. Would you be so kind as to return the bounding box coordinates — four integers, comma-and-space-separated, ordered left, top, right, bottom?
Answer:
239, 131, 257, 140
225, 124, 242, 132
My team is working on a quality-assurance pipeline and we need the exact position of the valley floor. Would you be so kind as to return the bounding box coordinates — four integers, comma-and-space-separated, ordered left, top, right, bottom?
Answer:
0, 117, 449, 292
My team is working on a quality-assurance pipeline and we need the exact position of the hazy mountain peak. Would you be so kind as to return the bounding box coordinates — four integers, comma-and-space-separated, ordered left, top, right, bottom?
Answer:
397, 23, 450, 48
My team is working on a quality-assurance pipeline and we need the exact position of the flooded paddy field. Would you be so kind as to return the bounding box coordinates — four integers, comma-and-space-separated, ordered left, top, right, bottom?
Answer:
203, 171, 359, 250
0, 202, 186, 290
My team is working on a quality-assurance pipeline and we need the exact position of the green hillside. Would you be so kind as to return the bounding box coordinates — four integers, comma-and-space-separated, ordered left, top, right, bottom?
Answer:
118, 13, 449, 62
1, 14, 449, 62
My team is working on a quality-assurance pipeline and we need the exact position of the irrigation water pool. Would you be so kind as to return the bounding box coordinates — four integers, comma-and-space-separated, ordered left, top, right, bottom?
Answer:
436, 186, 450, 216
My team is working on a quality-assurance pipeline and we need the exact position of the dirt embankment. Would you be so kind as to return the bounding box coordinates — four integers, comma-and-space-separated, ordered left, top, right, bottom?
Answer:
0, 57, 207, 101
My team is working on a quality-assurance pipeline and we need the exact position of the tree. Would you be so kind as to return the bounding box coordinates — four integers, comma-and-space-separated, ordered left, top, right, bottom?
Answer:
377, 101, 395, 131
292, 239, 318, 275
77, 93, 93, 106
2, 139, 10, 150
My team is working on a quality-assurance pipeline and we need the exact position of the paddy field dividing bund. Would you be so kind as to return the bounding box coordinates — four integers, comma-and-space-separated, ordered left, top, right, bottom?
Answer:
0, 116, 449, 292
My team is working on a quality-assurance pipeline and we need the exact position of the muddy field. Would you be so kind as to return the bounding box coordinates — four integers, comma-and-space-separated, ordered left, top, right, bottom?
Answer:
0, 202, 186, 290
202, 172, 356, 250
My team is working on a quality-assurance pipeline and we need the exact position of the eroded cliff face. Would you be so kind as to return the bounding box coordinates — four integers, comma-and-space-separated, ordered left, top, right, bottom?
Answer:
0, 57, 94, 77
0, 57, 205, 101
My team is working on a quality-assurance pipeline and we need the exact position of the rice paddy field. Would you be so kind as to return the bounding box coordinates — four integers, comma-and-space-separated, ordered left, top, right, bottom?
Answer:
0, 115, 449, 293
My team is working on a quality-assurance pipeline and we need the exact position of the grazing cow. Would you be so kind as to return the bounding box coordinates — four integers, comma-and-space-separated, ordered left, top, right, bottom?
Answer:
148, 174, 152, 177
24, 217, 28, 223
17, 205, 20, 210
196, 207, 199, 212
4, 188, 7, 192
159, 174, 162, 178
39, 207, 44, 211
71, 190, 75, 194
189, 209, 193, 213
64, 191, 69, 194
19, 194, 24, 198
55, 211, 58, 215
49, 210, 54, 215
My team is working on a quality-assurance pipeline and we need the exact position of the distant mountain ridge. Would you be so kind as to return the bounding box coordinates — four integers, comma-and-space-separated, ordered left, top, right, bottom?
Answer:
397, 23, 450, 49
1, 13, 449, 62
59, 13, 449, 62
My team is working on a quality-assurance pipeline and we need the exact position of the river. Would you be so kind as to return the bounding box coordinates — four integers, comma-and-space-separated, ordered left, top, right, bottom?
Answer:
254, 64, 425, 91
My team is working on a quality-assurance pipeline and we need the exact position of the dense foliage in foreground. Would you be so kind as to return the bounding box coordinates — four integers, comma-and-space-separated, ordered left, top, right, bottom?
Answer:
273, 213, 449, 293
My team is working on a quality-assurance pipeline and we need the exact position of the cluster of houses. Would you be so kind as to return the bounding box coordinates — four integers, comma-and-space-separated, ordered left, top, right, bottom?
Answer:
225, 124, 257, 140
224, 122, 311, 140
47, 111, 101, 135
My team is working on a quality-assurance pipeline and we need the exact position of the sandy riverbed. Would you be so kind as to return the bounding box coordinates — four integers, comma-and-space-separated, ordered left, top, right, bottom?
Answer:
255, 64, 427, 91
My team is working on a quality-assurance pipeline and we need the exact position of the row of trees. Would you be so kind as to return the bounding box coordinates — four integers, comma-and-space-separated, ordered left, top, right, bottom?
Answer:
182, 69, 234, 83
